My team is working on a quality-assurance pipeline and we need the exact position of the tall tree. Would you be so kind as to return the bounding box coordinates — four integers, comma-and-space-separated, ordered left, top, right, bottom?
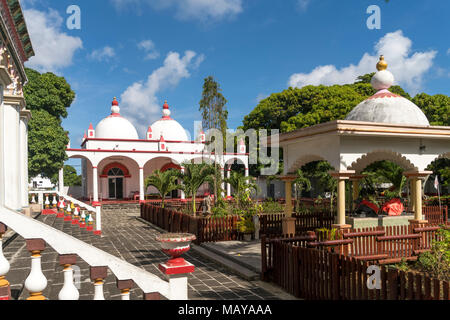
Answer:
199, 76, 228, 201
24, 68, 75, 180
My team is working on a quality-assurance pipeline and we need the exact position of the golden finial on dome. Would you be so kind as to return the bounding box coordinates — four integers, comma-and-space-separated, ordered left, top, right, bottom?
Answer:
376, 55, 388, 71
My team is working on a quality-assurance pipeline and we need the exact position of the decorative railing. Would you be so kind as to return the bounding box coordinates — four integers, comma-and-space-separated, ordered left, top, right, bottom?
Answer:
29, 190, 102, 235
0, 206, 193, 300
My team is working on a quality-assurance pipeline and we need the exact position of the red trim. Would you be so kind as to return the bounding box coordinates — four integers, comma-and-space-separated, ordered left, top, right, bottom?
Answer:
101, 162, 130, 177
161, 163, 182, 172
94, 230, 102, 236
92, 201, 102, 207
158, 262, 195, 275
0, 0, 27, 62
81, 137, 206, 147
68, 148, 249, 156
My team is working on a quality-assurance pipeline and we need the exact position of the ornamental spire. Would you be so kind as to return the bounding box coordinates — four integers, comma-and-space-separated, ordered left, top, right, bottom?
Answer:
376, 55, 388, 71
162, 100, 171, 119
111, 97, 120, 115
371, 55, 394, 91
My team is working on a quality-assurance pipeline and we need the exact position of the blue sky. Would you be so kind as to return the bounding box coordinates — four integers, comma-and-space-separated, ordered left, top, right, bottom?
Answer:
21, 0, 450, 170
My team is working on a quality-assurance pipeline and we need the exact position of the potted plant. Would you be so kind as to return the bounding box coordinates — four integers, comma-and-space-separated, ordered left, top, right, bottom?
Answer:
237, 216, 255, 241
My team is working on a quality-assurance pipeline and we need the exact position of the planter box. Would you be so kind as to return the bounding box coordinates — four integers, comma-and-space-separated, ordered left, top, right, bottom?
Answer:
346, 215, 415, 229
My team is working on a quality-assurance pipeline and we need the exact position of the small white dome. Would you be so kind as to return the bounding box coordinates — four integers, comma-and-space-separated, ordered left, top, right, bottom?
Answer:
95, 98, 139, 140
150, 101, 189, 141
346, 56, 430, 127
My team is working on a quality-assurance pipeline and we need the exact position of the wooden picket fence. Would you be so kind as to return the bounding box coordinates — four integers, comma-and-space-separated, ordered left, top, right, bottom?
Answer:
258, 211, 336, 237
140, 203, 239, 244
423, 205, 448, 225
262, 238, 449, 300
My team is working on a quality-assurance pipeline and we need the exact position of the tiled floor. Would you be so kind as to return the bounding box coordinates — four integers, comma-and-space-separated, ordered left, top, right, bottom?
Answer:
3, 209, 280, 300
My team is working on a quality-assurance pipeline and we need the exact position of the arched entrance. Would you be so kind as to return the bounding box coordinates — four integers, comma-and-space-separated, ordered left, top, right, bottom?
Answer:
107, 167, 125, 200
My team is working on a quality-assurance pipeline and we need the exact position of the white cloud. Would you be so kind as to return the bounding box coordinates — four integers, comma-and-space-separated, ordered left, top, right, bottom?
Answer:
120, 50, 204, 136
447, 48, 450, 55
24, 9, 83, 72
111, 0, 243, 22
288, 30, 437, 94
296, 0, 311, 12
89, 46, 116, 61
138, 40, 160, 60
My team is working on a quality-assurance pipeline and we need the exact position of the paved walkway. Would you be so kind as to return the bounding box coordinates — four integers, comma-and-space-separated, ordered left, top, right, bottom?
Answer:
3, 209, 289, 300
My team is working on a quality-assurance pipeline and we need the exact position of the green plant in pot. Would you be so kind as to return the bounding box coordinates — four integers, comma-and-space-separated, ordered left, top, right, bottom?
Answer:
237, 216, 255, 241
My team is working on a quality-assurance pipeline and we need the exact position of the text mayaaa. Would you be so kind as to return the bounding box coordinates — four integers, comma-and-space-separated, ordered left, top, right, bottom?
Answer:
178, 304, 272, 317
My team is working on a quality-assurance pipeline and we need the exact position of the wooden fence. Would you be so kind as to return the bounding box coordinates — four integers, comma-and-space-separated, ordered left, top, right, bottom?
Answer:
258, 211, 336, 237
423, 205, 448, 225
140, 203, 239, 244
262, 238, 449, 300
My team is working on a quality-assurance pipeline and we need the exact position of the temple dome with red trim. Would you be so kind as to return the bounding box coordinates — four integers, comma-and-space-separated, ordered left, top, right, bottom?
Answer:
345, 56, 430, 126
95, 97, 139, 140
150, 100, 189, 141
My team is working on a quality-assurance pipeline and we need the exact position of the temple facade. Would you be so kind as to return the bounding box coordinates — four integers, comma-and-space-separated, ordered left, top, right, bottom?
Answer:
66, 99, 249, 203
0, 0, 34, 213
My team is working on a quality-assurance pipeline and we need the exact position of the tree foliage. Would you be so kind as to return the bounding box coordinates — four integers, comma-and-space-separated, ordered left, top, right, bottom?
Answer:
28, 109, 69, 179
64, 165, 82, 186
145, 169, 180, 208
24, 68, 75, 180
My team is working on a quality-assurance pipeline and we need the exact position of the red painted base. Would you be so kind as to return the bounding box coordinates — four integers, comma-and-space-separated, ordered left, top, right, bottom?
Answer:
71, 219, 79, 225
64, 216, 72, 222
42, 209, 56, 215
93, 230, 102, 236
56, 213, 64, 218
79, 223, 86, 228
86, 226, 93, 231
158, 260, 195, 275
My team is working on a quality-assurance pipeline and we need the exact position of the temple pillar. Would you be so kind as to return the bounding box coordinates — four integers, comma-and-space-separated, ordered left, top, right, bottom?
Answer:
59, 167, 65, 195
220, 167, 225, 198
19, 111, 31, 209
180, 167, 185, 200
139, 167, 144, 202
226, 166, 231, 198
405, 171, 432, 224
331, 171, 355, 230
409, 178, 416, 212
92, 167, 99, 204
281, 176, 296, 236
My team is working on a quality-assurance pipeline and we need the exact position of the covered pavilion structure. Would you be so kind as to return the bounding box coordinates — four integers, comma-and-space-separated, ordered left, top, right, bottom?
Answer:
269, 56, 450, 234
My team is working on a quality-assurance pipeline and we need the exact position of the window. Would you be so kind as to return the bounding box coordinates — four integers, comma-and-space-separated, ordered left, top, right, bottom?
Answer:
107, 168, 124, 176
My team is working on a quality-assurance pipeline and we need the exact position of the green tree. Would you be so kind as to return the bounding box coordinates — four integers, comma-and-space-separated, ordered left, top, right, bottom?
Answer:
362, 161, 406, 199
28, 109, 69, 179
63, 165, 82, 186
199, 76, 228, 202
177, 163, 215, 216
145, 170, 180, 208
24, 68, 75, 180
412, 93, 450, 126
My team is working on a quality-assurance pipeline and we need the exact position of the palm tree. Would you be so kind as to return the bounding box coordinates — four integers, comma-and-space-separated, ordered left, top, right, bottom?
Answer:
224, 171, 259, 208
145, 169, 180, 208
294, 168, 312, 211
177, 163, 215, 216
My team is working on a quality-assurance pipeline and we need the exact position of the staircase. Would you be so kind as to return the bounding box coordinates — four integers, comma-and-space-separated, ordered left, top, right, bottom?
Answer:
0, 206, 190, 300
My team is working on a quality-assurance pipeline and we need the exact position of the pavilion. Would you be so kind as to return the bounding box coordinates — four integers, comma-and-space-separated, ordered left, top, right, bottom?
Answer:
268, 56, 450, 234
64, 99, 249, 205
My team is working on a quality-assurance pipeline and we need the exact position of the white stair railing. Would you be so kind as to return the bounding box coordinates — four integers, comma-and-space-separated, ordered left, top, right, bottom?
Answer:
0, 206, 189, 300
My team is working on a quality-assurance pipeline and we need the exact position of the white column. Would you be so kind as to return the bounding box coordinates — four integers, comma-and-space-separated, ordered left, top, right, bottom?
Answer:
169, 275, 188, 300
95, 206, 102, 234
59, 167, 65, 195
3, 103, 20, 210
58, 264, 79, 300
139, 167, 144, 202
19, 115, 29, 208
221, 167, 225, 198
245, 167, 249, 178
180, 167, 185, 200
92, 167, 99, 203
226, 166, 231, 197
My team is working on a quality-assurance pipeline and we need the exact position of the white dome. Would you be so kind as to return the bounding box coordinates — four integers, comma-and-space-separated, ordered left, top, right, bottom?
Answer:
345, 91, 430, 126
345, 56, 430, 126
150, 101, 189, 141
95, 98, 139, 140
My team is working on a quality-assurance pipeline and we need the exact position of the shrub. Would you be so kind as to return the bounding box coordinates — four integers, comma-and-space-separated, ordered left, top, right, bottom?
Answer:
416, 228, 450, 281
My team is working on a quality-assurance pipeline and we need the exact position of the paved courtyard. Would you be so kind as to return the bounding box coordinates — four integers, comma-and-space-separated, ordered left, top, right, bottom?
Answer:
2, 208, 284, 300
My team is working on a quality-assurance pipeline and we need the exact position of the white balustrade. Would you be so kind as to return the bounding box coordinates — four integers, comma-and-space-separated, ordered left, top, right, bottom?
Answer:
58, 254, 79, 300
0, 224, 10, 294
90, 266, 107, 300
24, 239, 48, 300
117, 279, 134, 300
44, 195, 50, 208
31, 194, 36, 204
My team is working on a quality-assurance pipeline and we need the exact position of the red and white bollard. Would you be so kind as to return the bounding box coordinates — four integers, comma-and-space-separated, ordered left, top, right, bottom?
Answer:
156, 233, 196, 300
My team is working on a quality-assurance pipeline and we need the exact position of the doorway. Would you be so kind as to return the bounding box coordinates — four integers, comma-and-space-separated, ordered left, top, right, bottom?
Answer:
108, 168, 124, 200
